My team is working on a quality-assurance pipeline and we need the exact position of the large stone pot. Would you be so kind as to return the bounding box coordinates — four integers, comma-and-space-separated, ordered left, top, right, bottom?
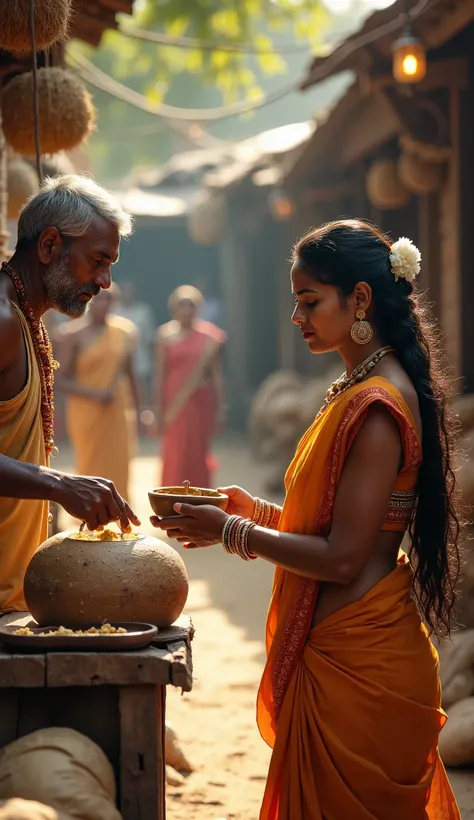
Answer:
23, 531, 189, 629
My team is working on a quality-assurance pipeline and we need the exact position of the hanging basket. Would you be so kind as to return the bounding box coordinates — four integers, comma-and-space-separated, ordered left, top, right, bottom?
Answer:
1, 68, 96, 157
0, 0, 71, 55
7, 159, 39, 220
366, 159, 411, 210
397, 151, 444, 196
187, 192, 228, 246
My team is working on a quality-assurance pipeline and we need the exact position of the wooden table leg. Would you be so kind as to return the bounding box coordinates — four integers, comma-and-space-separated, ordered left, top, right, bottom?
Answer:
119, 684, 166, 820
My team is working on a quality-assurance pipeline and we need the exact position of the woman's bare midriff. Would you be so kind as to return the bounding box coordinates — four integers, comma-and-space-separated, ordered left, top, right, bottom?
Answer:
310, 529, 406, 627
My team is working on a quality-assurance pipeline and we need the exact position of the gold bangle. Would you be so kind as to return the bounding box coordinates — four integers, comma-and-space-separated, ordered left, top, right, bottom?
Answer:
221, 515, 256, 560
252, 498, 282, 529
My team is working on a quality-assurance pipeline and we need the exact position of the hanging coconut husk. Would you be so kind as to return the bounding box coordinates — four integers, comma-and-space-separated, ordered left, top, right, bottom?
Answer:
0, 0, 71, 55
187, 191, 228, 246
7, 159, 39, 220
366, 159, 411, 210
1, 68, 96, 157
397, 151, 444, 196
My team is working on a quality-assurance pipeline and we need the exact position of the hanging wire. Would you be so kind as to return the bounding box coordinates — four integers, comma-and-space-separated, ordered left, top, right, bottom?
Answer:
29, 0, 43, 184
117, 24, 310, 54
68, 0, 442, 126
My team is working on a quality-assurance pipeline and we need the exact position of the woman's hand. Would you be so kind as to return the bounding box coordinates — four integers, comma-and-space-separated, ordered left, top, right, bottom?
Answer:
216, 485, 255, 519
151, 503, 229, 549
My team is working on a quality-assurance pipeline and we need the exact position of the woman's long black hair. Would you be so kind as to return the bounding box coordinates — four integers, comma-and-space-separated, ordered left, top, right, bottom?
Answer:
293, 219, 461, 638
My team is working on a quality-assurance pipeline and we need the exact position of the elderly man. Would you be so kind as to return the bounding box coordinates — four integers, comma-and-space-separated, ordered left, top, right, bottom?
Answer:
0, 174, 140, 612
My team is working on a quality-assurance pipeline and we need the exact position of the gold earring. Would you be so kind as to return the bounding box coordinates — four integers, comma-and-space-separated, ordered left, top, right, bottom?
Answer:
350, 309, 373, 345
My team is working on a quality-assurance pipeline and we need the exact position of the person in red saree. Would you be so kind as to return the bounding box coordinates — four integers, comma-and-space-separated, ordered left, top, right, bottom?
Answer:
152, 221, 462, 820
155, 285, 227, 488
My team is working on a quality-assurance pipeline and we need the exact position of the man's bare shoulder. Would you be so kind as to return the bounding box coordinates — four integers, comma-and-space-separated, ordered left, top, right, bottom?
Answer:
0, 298, 23, 370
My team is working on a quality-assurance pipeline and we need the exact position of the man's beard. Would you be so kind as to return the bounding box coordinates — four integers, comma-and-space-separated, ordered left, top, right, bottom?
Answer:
42, 253, 100, 318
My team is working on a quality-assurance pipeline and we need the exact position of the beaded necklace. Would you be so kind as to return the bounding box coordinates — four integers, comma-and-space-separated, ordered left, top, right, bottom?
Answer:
318, 345, 394, 418
1, 262, 59, 457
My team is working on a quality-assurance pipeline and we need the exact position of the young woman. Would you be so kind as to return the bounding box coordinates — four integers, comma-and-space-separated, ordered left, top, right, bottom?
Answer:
155, 285, 227, 488
152, 220, 461, 819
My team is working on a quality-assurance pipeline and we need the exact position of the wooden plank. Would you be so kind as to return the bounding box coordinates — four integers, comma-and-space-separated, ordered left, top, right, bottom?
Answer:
425, 0, 474, 49
100, 0, 134, 12
153, 615, 194, 647
439, 85, 462, 377
366, 58, 469, 95
46, 647, 174, 688
339, 93, 401, 167
167, 641, 193, 692
0, 690, 18, 747
303, 179, 355, 206
0, 653, 45, 688
119, 685, 165, 820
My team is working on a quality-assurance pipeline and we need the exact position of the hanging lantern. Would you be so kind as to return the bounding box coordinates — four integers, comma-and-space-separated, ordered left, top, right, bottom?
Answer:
1, 68, 96, 157
0, 0, 71, 55
392, 27, 426, 85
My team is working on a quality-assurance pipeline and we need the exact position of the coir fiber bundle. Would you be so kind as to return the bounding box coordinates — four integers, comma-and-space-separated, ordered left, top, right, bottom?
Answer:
0, 0, 71, 55
1, 68, 96, 157
7, 159, 39, 220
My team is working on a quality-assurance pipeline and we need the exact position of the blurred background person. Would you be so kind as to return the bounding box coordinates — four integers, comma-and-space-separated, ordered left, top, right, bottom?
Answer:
58, 285, 140, 501
155, 285, 227, 488
115, 281, 156, 415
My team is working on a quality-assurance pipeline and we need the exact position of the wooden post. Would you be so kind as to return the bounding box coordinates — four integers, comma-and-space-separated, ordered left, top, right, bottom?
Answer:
439, 85, 462, 377
119, 684, 165, 820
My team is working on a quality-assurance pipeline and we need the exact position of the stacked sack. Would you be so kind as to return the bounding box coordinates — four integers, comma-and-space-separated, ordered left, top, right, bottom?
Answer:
437, 393, 474, 767
438, 630, 474, 767
0, 728, 121, 820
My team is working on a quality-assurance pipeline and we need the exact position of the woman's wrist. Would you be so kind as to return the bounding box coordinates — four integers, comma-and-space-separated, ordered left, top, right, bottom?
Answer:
221, 514, 257, 561
251, 497, 282, 529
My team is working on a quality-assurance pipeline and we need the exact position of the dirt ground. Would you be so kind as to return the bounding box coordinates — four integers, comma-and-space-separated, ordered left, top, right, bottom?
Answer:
55, 436, 474, 820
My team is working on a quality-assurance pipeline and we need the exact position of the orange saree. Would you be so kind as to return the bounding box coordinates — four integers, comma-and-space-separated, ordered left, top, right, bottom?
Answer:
257, 377, 459, 820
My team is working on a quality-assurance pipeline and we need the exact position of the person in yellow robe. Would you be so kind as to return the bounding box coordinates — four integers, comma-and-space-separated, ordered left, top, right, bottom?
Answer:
59, 286, 140, 501
152, 220, 461, 819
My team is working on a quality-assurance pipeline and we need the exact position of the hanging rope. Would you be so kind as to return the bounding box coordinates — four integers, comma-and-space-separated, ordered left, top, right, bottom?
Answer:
29, 0, 43, 184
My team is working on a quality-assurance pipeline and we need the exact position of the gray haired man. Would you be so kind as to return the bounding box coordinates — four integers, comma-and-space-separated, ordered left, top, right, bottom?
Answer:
0, 174, 140, 613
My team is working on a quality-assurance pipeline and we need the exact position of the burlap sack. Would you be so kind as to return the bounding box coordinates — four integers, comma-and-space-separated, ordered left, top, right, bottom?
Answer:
0, 728, 121, 820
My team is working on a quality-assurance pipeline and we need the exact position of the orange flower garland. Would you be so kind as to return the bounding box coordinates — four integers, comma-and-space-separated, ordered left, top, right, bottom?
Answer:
1, 262, 59, 457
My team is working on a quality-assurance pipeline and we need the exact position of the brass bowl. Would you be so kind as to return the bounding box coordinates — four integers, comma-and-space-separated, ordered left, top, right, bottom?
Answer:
148, 484, 228, 518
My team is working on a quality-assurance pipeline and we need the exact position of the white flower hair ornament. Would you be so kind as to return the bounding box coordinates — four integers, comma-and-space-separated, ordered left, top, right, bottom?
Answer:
389, 237, 421, 284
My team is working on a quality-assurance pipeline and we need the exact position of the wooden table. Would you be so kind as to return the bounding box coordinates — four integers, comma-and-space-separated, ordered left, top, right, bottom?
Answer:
0, 612, 193, 820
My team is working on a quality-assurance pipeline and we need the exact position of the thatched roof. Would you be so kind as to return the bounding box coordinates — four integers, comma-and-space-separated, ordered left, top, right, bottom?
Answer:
300, 0, 474, 90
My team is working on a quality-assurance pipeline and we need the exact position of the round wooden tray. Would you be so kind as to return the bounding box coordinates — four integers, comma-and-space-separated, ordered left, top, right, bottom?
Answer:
0, 622, 158, 652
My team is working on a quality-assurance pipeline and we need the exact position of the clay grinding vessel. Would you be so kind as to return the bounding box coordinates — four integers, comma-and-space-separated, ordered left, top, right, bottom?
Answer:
23, 531, 189, 629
